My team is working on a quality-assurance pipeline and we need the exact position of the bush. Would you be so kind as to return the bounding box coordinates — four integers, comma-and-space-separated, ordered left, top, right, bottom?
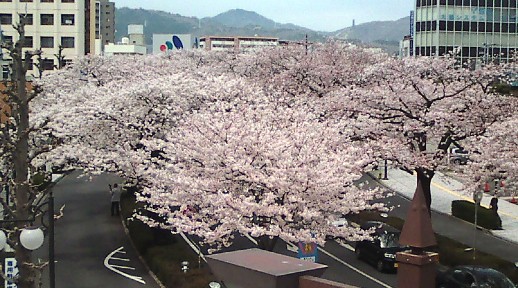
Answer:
451, 200, 502, 230
121, 191, 216, 288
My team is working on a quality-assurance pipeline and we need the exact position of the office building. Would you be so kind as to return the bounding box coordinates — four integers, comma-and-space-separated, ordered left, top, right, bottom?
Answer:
414, 0, 518, 65
199, 36, 279, 52
0, 0, 114, 79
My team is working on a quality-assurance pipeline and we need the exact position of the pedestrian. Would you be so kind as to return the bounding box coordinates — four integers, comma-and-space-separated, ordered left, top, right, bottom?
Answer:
110, 183, 122, 216
489, 196, 499, 214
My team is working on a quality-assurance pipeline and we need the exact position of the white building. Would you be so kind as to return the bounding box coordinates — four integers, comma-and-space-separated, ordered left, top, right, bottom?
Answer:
0, 0, 114, 79
0, 0, 86, 76
104, 37, 146, 56
399, 35, 413, 58
199, 36, 279, 51
152, 34, 195, 54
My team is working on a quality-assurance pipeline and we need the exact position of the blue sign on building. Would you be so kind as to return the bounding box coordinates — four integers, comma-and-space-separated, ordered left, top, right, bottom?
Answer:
297, 242, 318, 263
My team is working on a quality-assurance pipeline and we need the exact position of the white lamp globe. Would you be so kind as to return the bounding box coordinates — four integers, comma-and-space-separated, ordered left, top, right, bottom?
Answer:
0, 230, 6, 251
20, 228, 44, 250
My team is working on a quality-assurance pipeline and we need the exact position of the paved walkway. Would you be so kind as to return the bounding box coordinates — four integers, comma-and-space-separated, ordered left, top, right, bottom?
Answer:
376, 168, 518, 262
40, 171, 162, 288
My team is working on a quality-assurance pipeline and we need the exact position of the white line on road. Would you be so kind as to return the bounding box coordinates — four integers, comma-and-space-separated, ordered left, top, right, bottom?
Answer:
336, 241, 355, 252
104, 247, 146, 285
317, 247, 393, 288
244, 233, 258, 245
110, 265, 136, 270
111, 257, 130, 261
179, 232, 207, 262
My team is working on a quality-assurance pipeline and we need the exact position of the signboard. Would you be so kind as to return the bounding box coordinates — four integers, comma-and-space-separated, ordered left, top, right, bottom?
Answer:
297, 242, 318, 263
5, 257, 18, 288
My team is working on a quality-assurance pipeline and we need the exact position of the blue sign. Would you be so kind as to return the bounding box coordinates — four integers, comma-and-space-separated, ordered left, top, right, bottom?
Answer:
172, 36, 184, 49
297, 242, 318, 262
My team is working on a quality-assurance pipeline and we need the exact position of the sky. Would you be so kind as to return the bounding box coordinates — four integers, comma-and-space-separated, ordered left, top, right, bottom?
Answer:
112, 0, 414, 32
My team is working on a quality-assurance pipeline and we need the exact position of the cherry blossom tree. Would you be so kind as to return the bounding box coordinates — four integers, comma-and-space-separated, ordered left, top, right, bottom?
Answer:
339, 55, 517, 213
135, 92, 384, 251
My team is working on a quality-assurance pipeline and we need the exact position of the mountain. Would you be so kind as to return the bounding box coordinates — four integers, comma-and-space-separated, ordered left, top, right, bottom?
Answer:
115, 7, 409, 53
209, 9, 304, 31
333, 17, 411, 53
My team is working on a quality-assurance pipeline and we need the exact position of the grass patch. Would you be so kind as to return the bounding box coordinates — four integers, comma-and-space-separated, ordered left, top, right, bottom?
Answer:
348, 211, 518, 283
120, 192, 217, 288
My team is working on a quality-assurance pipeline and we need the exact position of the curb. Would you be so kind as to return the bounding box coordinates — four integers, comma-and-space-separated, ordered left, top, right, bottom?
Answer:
119, 204, 166, 288
366, 172, 495, 235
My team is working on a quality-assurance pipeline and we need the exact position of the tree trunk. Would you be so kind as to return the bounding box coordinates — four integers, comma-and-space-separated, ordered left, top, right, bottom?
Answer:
11, 26, 37, 288
416, 168, 435, 217
257, 235, 279, 251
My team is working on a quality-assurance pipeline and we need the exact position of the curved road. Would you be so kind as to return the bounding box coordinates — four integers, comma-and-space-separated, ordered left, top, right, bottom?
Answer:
37, 171, 161, 288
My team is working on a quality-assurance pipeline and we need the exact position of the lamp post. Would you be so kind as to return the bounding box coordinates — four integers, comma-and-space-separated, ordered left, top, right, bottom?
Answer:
472, 188, 483, 260
0, 191, 55, 288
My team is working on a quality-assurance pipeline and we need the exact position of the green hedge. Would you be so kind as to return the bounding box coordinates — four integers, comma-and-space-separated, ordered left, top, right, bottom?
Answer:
121, 192, 216, 288
451, 200, 502, 230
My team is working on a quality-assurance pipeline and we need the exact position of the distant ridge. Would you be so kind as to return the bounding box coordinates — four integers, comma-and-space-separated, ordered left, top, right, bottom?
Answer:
115, 7, 409, 53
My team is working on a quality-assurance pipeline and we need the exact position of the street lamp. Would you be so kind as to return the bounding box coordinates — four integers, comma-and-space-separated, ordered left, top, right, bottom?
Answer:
0, 191, 55, 288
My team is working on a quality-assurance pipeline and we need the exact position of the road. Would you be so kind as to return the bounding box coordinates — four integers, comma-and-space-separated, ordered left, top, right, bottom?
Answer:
37, 171, 161, 288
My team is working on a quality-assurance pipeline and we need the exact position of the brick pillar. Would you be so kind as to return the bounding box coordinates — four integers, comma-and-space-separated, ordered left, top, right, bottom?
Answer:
396, 251, 439, 288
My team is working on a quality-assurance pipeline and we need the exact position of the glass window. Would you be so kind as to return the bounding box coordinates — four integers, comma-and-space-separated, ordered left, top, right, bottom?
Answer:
42, 59, 54, 70
2, 35, 13, 44
40, 36, 54, 48
61, 14, 74, 25
21, 14, 33, 25
0, 14, 12, 25
0, 0, 13, 2
20, 0, 33, 2
60, 36, 74, 48
61, 0, 74, 2
22, 36, 33, 48
41, 0, 54, 2
40, 14, 54, 25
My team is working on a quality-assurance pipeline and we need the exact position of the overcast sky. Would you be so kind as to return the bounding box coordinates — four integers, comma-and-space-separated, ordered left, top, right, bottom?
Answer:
112, 0, 414, 32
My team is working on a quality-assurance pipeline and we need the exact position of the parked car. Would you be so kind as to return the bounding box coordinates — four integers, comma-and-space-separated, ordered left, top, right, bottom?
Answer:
436, 265, 516, 288
354, 221, 408, 272
451, 148, 470, 165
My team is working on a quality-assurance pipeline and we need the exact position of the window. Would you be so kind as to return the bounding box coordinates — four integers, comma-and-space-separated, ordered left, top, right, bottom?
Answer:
61, 37, 74, 48
41, 0, 54, 2
40, 36, 54, 48
40, 14, 54, 25
61, 14, 74, 25
42, 59, 54, 70
23, 36, 33, 48
20, 14, 33, 25
2, 35, 13, 44
20, 0, 33, 2
24, 58, 33, 70
0, 0, 13, 2
2, 65, 9, 80
0, 14, 12, 25
61, 0, 74, 2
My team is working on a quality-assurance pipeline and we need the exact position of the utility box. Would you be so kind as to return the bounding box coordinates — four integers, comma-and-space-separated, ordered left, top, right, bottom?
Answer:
206, 248, 327, 288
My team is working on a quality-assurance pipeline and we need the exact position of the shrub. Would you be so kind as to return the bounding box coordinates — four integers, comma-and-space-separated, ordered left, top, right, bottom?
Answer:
451, 200, 502, 230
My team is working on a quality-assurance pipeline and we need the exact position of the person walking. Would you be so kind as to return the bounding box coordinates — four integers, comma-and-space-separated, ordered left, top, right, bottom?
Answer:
109, 183, 122, 216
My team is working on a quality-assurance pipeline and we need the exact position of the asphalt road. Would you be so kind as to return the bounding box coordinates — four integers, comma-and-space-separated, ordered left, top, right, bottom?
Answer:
37, 171, 161, 288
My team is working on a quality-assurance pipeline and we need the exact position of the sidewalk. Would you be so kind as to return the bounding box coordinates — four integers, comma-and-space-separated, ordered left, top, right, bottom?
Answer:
379, 168, 518, 247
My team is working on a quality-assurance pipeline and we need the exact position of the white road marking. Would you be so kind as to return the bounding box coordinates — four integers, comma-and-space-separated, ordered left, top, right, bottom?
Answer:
111, 257, 130, 261
110, 265, 136, 270
317, 247, 393, 288
244, 233, 258, 245
336, 241, 355, 252
179, 232, 207, 262
104, 246, 146, 285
